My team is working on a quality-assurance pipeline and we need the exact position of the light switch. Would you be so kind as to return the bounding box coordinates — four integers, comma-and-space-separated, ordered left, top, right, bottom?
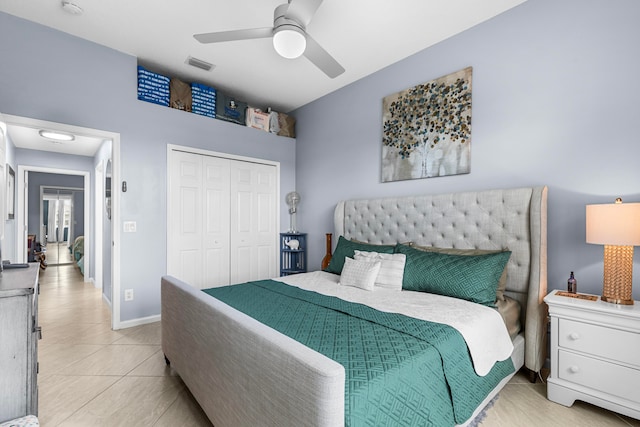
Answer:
123, 221, 137, 232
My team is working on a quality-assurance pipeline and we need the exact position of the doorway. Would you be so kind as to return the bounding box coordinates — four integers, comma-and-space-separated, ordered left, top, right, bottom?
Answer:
5, 114, 122, 329
39, 186, 84, 266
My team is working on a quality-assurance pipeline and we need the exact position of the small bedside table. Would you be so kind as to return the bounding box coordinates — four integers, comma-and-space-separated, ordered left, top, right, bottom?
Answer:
544, 289, 640, 420
280, 233, 307, 276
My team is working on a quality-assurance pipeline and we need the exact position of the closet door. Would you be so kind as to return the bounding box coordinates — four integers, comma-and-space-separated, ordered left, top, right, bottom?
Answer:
168, 151, 230, 289
168, 149, 277, 289
202, 156, 230, 288
229, 161, 277, 283
168, 151, 203, 288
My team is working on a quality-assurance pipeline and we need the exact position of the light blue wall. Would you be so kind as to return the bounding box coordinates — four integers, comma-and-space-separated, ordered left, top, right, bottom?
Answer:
294, 0, 640, 299
73, 190, 84, 237
3, 129, 17, 262
0, 12, 297, 322
94, 141, 112, 304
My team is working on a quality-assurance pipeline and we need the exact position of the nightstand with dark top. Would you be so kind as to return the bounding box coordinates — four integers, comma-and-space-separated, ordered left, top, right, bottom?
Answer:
545, 289, 640, 420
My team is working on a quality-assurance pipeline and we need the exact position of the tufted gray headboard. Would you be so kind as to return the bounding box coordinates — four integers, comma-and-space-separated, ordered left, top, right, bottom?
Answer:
334, 186, 548, 373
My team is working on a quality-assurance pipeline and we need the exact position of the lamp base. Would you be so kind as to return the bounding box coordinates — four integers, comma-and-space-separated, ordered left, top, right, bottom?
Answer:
601, 244, 635, 305
601, 295, 634, 305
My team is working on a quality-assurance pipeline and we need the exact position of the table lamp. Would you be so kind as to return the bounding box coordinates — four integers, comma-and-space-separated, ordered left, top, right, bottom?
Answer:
586, 198, 640, 305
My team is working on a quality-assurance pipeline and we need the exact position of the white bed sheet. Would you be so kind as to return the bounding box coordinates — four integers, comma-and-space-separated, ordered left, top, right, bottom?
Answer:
275, 270, 514, 376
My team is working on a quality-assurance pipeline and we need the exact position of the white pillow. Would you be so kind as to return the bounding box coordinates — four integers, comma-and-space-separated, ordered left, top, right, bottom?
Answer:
339, 257, 381, 291
353, 250, 406, 291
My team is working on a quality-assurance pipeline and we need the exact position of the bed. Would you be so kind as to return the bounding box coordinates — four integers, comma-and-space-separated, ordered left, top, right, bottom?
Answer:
72, 236, 84, 275
161, 185, 548, 426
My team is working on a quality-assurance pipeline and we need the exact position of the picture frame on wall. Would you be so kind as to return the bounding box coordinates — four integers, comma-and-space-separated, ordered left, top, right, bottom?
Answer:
7, 164, 15, 219
382, 66, 472, 182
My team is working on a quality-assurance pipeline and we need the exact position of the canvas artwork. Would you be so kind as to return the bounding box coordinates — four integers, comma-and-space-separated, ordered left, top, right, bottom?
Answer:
382, 67, 472, 182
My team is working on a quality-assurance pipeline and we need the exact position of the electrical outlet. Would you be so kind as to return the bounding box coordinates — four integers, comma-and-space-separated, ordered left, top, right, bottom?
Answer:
124, 289, 134, 301
124, 221, 137, 233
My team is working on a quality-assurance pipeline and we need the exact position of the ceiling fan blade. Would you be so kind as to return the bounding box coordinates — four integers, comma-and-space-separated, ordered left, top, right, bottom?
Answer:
194, 27, 273, 44
303, 35, 345, 79
285, 0, 324, 27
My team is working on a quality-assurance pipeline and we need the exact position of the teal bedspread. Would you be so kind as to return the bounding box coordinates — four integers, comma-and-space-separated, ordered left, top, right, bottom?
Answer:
204, 280, 514, 426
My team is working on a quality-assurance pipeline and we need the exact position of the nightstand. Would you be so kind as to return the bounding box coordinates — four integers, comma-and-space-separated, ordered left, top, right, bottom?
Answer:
544, 289, 640, 420
280, 233, 307, 276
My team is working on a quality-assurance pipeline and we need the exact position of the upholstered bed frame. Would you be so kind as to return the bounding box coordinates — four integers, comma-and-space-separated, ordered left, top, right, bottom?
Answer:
334, 185, 548, 374
161, 185, 548, 426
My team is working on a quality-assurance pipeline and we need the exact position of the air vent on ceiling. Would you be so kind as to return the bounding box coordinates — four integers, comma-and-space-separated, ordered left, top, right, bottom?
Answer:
186, 56, 214, 71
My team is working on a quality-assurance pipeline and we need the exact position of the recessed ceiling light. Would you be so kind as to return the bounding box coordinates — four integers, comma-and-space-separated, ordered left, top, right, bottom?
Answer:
61, 1, 83, 15
39, 130, 75, 141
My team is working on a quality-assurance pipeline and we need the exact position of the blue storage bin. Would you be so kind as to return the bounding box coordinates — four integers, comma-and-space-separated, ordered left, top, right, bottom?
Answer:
192, 103, 216, 110
191, 82, 216, 118
192, 109, 216, 118
137, 66, 170, 106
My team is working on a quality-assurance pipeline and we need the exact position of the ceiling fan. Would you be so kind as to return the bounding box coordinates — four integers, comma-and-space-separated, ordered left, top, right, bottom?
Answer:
193, 0, 345, 79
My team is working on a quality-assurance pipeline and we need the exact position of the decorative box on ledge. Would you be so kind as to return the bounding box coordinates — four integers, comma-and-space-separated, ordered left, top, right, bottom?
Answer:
137, 66, 169, 106
135, 64, 295, 137
191, 82, 217, 118
216, 92, 247, 125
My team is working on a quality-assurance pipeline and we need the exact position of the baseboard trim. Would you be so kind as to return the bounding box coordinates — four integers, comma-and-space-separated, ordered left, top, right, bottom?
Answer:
116, 314, 161, 330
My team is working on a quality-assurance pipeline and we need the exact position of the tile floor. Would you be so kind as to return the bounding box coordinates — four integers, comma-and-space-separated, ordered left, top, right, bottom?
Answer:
41, 242, 74, 266
37, 265, 212, 426
37, 265, 640, 426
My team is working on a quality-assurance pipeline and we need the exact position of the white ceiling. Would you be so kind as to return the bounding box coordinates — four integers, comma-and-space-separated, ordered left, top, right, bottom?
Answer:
0, 0, 525, 112
2, 114, 109, 157
0, 0, 525, 155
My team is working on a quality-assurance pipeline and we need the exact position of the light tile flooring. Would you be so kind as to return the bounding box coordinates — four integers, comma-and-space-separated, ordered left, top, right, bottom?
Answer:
38, 265, 640, 426
37, 265, 212, 426
41, 242, 74, 266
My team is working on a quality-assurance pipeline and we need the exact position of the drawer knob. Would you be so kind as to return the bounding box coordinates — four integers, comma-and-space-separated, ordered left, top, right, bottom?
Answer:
569, 332, 580, 340
569, 365, 580, 373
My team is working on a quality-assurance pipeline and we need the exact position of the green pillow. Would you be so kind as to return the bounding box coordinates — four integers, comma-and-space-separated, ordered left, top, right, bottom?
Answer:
395, 244, 511, 307
410, 244, 509, 302
324, 236, 395, 275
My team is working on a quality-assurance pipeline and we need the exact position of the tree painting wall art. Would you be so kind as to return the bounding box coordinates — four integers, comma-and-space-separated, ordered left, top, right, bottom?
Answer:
382, 67, 472, 182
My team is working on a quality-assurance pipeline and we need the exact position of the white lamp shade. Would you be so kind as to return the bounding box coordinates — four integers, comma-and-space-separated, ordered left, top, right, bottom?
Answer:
273, 25, 306, 59
586, 202, 640, 246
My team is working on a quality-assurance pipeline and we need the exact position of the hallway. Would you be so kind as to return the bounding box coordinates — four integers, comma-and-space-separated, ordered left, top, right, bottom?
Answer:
36, 265, 212, 426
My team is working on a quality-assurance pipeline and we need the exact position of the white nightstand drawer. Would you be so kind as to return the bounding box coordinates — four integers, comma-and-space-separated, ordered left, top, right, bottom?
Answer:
558, 350, 640, 404
558, 318, 640, 367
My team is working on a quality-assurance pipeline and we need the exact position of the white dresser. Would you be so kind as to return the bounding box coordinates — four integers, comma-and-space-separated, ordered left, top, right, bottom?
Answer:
545, 289, 640, 420
0, 264, 40, 422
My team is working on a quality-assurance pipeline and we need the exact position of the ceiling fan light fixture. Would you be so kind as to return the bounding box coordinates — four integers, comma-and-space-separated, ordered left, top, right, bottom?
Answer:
39, 130, 75, 142
273, 25, 306, 59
